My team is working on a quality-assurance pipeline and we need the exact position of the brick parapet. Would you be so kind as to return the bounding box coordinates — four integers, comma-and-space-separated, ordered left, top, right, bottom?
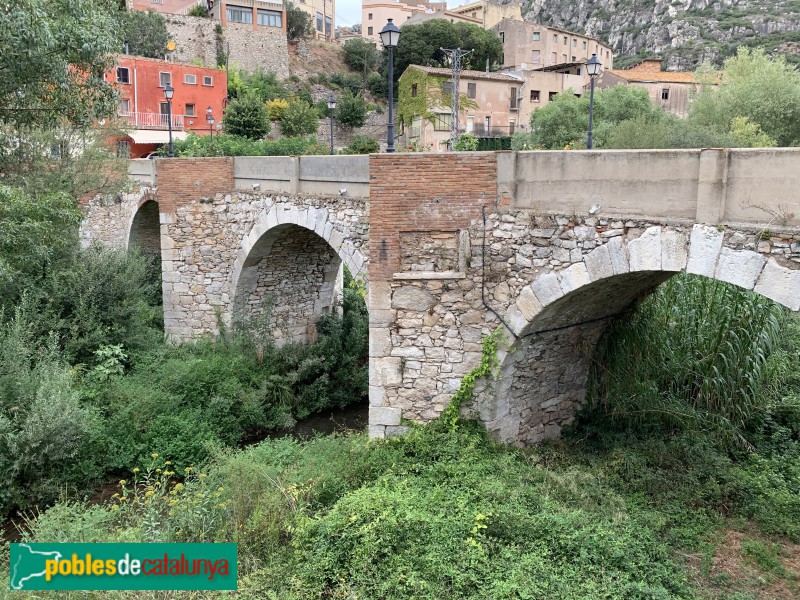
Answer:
155, 157, 234, 214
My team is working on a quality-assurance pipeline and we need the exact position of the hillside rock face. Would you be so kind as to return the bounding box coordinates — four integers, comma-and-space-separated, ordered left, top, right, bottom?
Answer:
521, 0, 800, 69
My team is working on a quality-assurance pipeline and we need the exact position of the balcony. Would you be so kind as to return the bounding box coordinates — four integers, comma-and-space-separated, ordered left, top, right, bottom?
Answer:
119, 112, 184, 131
469, 125, 516, 137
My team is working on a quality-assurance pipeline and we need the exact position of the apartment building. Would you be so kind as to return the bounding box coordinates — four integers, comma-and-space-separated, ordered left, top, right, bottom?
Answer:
493, 19, 613, 71
291, 0, 335, 40
361, 0, 445, 44
446, 0, 521, 29
107, 55, 228, 158
598, 59, 698, 117
212, 0, 287, 33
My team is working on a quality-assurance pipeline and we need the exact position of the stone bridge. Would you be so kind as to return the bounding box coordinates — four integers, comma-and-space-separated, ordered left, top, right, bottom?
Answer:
81, 149, 800, 445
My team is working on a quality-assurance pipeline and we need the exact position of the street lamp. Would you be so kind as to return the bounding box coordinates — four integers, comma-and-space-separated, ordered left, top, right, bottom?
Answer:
379, 18, 400, 153
327, 95, 337, 155
163, 83, 175, 158
206, 106, 215, 141
585, 53, 602, 150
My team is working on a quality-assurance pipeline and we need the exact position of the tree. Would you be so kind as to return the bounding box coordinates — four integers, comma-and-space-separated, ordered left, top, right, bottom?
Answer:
224, 93, 271, 139
343, 38, 379, 75
280, 100, 320, 136
286, 2, 314, 41
0, 0, 120, 129
526, 91, 588, 149
394, 20, 503, 82
336, 91, 369, 128
120, 9, 169, 59
689, 47, 800, 147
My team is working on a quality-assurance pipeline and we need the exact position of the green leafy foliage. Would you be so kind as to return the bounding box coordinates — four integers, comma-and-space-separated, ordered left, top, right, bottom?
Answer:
286, 2, 313, 40
119, 9, 169, 59
343, 37, 380, 74
223, 93, 272, 139
169, 132, 327, 156
453, 132, 479, 151
280, 100, 320, 136
335, 90, 369, 128
341, 135, 379, 154
227, 68, 289, 103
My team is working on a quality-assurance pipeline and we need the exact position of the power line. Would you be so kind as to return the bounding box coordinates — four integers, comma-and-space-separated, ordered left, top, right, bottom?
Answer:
439, 47, 472, 149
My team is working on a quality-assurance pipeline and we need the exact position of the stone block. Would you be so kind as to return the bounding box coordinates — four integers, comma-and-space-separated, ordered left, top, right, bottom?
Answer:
628, 226, 662, 272
370, 406, 402, 426
661, 230, 688, 272
369, 309, 395, 327
385, 425, 410, 437
607, 235, 629, 275
368, 425, 386, 439
369, 385, 385, 407
376, 357, 403, 387
531, 271, 562, 306
369, 327, 392, 357
754, 259, 800, 310
515, 285, 543, 321
687, 224, 724, 277
558, 262, 590, 294
584, 244, 613, 281
392, 286, 436, 311
368, 281, 392, 311
715, 247, 766, 290
391, 346, 425, 359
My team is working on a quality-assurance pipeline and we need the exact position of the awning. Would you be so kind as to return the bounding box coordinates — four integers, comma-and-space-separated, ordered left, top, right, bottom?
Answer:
127, 130, 189, 144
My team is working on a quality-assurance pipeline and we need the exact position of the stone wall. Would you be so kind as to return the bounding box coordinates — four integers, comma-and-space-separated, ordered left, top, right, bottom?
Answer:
79, 187, 154, 250
164, 15, 221, 69
223, 23, 290, 78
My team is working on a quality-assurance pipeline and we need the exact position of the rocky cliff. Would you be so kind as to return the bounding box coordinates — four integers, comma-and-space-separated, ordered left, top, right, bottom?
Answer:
521, 0, 800, 69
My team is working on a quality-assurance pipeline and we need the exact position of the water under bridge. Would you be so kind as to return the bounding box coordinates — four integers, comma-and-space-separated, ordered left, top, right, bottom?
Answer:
81, 149, 800, 445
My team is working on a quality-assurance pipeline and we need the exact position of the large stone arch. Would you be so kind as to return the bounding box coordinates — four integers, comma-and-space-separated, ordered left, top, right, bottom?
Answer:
475, 224, 800, 446
127, 198, 161, 256
230, 203, 369, 344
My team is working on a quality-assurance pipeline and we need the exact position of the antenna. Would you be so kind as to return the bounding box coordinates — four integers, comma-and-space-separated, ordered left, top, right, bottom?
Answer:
440, 47, 473, 149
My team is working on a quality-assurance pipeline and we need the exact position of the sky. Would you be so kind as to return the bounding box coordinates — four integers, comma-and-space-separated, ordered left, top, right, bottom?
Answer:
335, 0, 472, 28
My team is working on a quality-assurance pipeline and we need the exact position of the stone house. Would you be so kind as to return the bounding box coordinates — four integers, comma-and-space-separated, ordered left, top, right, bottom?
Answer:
398, 65, 523, 151
361, 0, 446, 45
597, 59, 699, 117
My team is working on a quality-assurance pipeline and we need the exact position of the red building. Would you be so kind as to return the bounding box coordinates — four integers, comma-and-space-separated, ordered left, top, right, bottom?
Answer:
107, 55, 228, 158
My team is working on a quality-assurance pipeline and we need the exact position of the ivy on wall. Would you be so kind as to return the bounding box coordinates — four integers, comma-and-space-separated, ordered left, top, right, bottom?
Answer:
397, 67, 480, 128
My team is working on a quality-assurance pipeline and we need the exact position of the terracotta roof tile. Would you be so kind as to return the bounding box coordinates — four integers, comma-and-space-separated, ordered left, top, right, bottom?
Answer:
606, 69, 696, 84
408, 65, 522, 82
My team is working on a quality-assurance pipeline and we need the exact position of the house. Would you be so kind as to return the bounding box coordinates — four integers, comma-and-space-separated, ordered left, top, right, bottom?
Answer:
211, 0, 287, 34
287, 0, 334, 41
398, 65, 522, 151
493, 19, 614, 71
107, 55, 228, 158
403, 9, 483, 27
597, 59, 698, 117
445, 0, 522, 30
508, 63, 589, 128
128, 0, 201, 16
361, 0, 446, 45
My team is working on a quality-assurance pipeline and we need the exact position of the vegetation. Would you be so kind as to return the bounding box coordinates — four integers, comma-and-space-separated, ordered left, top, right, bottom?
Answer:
335, 90, 369, 128
119, 9, 169, 59
227, 68, 289, 103
343, 37, 380, 75
341, 135, 379, 154
223, 93, 272, 139
286, 1, 314, 41
280, 100, 321, 136
166, 132, 327, 156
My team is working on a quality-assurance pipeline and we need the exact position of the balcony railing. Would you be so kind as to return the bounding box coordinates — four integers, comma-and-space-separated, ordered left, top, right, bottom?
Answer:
469, 125, 516, 137
119, 112, 184, 131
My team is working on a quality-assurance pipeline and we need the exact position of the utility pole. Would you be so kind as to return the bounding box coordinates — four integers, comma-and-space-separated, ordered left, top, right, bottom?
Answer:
440, 47, 472, 150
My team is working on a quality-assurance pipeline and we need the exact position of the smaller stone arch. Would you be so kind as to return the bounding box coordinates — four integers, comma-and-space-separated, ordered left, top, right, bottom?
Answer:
126, 196, 161, 255
477, 224, 800, 446
230, 203, 369, 343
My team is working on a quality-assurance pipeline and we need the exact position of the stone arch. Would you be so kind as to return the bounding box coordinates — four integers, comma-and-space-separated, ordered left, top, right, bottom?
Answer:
475, 224, 800, 446
127, 198, 161, 256
230, 203, 369, 344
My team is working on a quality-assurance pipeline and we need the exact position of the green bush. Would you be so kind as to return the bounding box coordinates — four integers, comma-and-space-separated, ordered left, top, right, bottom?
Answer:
335, 90, 369, 128
367, 72, 388, 99
341, 135, 379, 154
329, 72, 363, 94
170, 133, 327, 157
453, 132, 478, 151
286, 2, 313, 40
186, 4, 207, 16
223, 93, 271, 139
343, 38, 379, 74
280, 100, 320, 136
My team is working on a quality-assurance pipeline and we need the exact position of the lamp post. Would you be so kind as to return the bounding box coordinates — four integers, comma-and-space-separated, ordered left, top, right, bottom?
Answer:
163, 83, 175, 157
379, 19, 400, 153
327, 95, 337, 155
206, 106, 215, 141
585, 53, 602, 150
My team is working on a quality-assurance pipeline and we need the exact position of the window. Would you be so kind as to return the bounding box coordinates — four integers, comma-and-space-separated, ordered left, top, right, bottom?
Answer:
116, 67, 130, 84
466, 115, 474, 132
433, 113, 451, 131
583, 40, 587, 49
325, 16, 331, 36
510, 87, 518, 109
531, 50, 540, 63
184, 73, 197, 84
571, 56, 576, 62
551, 52, 557, 64
368, 12, 372, 19
159, 72, 171, 87
499, 31, 504, 43
548, 91, 557, 101
553, 34, 557, 43
226, 5, 253, 23
116, 140, 130, 159
606, 50, 610, 59
509, 120, 515, 135
118, 98, 130, 114
203, 75, 213, 86
185, 103, 196, 116
530, 90, 540, 102
442, 81, 453, 95
563, 36, 567, 44
258, 9, 282, 26
532, 31, 540, 41
484, 116, 490, 132
572, 38, 577, 47
316, 12, 323, 31
411, 83, 418, 97
661, 88, 670, 100
467, 82, 476, 98
151, 0, 162, 4
367, 26, 373, 35
562, 53, 567, 62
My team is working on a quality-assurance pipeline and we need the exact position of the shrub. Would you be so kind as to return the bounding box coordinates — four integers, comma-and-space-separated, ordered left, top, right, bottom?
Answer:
170, 132, 327, 156
186, 4, 208, 16
341, 135, 379, 154
336, 90, 369, 128
286, 2, 313, 40
343, 38, 379, 74
330, 72, 363, 94
224, 93, 271, 139
453, 132, 478, 151
280, 100, 320, 136
367, 72, 388, 99
266, 98, 290, 120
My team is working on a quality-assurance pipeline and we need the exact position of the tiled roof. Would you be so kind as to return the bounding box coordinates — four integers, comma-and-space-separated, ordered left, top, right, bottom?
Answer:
606, 69, 696, 84
407, 65, 522, 82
